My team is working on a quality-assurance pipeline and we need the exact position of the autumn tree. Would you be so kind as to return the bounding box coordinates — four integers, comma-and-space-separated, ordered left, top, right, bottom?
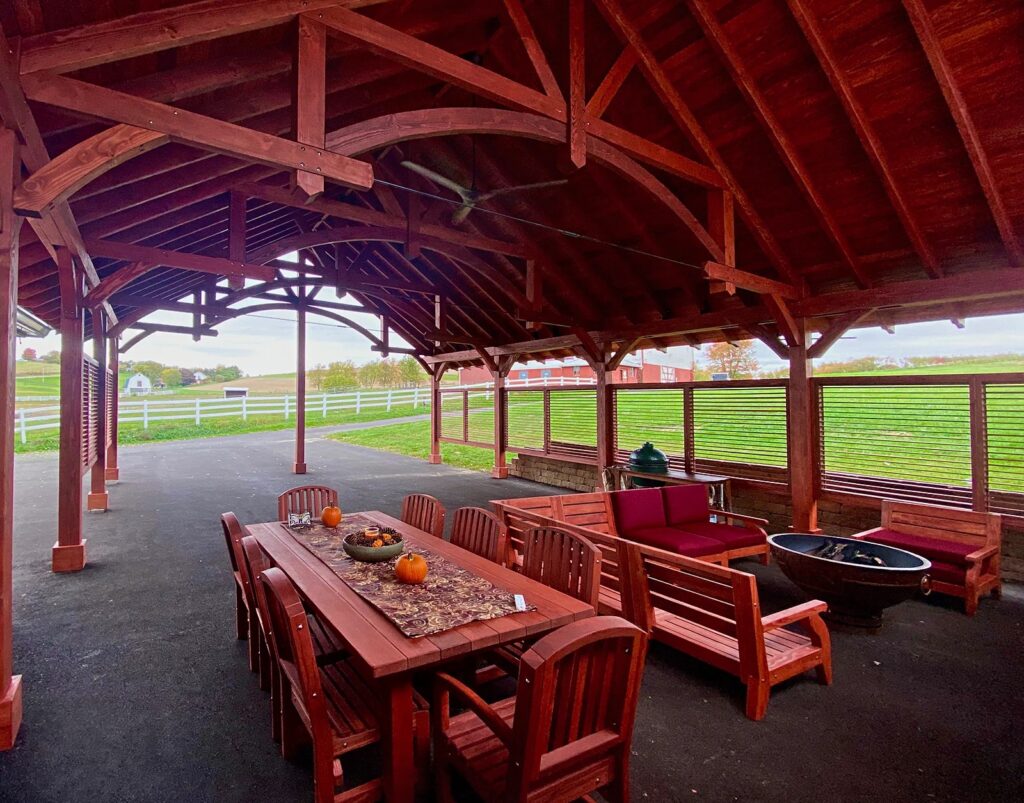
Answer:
21, 347, 37, 361
160, 367, 182, 387
701, 340, 760, 379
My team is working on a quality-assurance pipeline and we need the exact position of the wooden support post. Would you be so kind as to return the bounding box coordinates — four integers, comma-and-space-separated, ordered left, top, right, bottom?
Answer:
595, 363, 614, 488
0, 127, 24, 750
54, 250, 87, 572
568, 0, 586, 168
228, 192, 246, 290
87, 313, 108, 512
787, 320, 819, 533
491, 358, 512, 479
429, 365, 444, 464
105, 336, 119, 482
294, 308, 307, 474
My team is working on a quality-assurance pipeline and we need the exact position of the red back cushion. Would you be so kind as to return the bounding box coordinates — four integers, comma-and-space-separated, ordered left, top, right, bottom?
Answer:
611, 488, 667, 534
663, 484, 710, 524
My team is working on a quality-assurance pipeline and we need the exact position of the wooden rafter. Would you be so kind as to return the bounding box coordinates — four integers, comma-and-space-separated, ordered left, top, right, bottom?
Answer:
500, 0, 562, 101
900, 0, 1022, 267
294, 15, 327, 198
593, 0, 803, 289
806, 309, 873, 360
568, 0, 586, 169
85, 238, 277, 281
85, 262, 157, 307
785, 0, 943, 279
704, 262, 798, 299
685, 0, 870, 288
21, 73, 374, 191
763, 294, 802, 347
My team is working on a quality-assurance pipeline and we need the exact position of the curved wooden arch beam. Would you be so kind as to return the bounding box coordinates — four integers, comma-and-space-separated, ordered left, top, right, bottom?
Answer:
325, 107, 724, 262
248, 224, 535, 309
13, 125, 169, 219
205, 302, 388, 348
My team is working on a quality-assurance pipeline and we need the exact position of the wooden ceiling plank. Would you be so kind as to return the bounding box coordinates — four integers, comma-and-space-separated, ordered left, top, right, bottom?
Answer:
899, 0, 1023, 267
593, 0, 803, 290
18, 0, 390, 75
685, 0, 871, 288
500, 0, 563, 101
21, 73, 374, 191
785, 0, 943, 280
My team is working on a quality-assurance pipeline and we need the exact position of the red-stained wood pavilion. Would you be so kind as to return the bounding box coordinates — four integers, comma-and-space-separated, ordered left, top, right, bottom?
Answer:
1, 0, 1022, 750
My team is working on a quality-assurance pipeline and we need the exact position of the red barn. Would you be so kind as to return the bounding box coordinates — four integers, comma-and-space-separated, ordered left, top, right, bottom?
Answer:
458, 351, 693, 386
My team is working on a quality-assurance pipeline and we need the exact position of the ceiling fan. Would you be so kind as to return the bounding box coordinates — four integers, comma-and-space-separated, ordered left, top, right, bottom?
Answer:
400, 160, 568, 224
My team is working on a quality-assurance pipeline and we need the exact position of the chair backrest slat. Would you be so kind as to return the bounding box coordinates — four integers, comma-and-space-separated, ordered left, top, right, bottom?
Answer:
221, 512, 253, 606
883, 500, 999, 548
450, 507, 508, 565
277, 485, 339, 521
509, 617, 646, 795
240, 536, 273, 644
400, 493, 445, 538
521, 526, 602, 611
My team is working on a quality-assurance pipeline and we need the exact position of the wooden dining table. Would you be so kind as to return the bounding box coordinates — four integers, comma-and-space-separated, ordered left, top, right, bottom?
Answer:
249, 510, 596, 803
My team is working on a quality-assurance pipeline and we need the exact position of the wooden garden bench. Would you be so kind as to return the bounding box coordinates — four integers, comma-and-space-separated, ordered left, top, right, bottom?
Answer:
852, 500, 1002, 615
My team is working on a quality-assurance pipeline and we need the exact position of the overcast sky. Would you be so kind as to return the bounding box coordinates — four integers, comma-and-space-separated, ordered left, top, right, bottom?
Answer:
21, 310, 1024, 376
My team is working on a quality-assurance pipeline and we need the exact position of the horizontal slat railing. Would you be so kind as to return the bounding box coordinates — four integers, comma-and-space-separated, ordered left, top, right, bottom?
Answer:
815, 374, 1024, 522
438, 387, 494, 448
505, 387, 597, 461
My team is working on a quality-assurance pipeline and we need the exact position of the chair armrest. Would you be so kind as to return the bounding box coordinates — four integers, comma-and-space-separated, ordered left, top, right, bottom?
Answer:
762, 600, 828, 631
433, 672, 513, 747
709, 509, 768, 530
850, 527, 884, 540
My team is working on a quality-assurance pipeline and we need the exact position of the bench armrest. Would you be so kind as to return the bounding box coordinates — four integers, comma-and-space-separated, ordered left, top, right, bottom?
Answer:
708, 509, 768, 530
433, 672, 513, 747
850, 527, 884, 540
762, 600, 828, 631
965, 544, 999, 563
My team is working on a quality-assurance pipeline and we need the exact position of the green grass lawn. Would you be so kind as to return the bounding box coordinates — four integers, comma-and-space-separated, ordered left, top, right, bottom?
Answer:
330, 419, 501, 472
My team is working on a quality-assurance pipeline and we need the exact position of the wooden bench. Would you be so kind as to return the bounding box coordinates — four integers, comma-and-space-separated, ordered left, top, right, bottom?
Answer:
492, 498, 831, 720
852, 500, 1002, 615
491, 488, 769, 567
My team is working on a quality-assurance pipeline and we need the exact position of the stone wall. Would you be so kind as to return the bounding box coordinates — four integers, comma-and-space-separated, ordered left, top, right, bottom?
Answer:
509, 454, 1024, 584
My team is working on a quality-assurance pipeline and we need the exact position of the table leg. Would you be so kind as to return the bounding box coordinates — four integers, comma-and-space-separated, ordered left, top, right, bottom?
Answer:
381, 676, 415, 803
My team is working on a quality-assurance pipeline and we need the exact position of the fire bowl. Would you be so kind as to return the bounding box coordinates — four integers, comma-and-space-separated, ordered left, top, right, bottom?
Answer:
768, 533, 931, 631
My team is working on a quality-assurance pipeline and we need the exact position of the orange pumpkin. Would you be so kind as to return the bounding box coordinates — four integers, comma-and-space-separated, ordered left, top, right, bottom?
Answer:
395, 552, 428, 585
321, 505, 342, 528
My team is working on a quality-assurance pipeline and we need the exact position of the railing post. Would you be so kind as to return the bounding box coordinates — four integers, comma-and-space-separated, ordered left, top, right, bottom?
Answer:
386, 389, 393, 412
462, 390, 469, 443
194, 398, 201, 426
143, 399, 149, 429
969, 377, 989, 511
322, 392, 327, 418
492, 362, 509, 479
543, 389, 551, 455
18, 409, 25, 445
105, 338, 119, 482
429, 369, 443, 464
87, 316, 108, 513
787, 323, 820, 533
683, 385, 695, 474
294, 308, 307, 474
595, 366, 614, 484
242, 396, 247, 421
355, 390, 361, 415
284, 394, 290, 419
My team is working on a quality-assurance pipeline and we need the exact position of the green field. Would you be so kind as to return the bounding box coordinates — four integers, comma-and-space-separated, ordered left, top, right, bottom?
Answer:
331, 420, 502, 472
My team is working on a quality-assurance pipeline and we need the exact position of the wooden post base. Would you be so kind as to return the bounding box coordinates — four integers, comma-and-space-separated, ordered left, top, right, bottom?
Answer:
52, 540, 87, 573
104, 467, 119, 482
87, 492, 109, 511
428, 454, 442, 465
491, 466, 509, 479
0, 675, 23, 751
293, 462, 307, 474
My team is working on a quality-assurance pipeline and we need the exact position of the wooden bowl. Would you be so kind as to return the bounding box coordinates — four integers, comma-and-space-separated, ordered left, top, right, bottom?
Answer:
342, 533, 404, 563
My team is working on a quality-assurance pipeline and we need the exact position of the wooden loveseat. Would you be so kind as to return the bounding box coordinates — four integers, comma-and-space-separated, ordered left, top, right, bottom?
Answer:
492, 486, 770, 567
493, 493, 831, 720
852, 500, 1002, 615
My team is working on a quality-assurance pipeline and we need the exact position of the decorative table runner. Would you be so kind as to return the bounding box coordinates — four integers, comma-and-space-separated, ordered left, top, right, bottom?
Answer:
286, 514, 534, 638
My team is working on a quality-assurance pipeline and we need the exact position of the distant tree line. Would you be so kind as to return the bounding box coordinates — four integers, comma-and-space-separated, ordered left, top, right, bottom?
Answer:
124, 360, 243, 387
308, 356, 426, 391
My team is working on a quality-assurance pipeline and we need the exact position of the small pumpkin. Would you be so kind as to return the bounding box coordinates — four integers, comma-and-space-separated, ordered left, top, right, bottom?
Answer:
321, 505, 342, 528
395, 552, 428, 585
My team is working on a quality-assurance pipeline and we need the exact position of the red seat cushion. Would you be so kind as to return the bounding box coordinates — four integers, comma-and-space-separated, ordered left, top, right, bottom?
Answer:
679, 522, 766, 550
866, 528, 979, 568
611, 488, 666, 534
926, 560, 966, 586
626, 526, 724, 558
663, 484, 710, 524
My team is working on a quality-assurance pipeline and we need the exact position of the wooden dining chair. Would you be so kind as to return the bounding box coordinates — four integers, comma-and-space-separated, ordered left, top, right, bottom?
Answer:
241, 536, 348, 743
433, 616, 647, 803
450, 507, 508, 565
483, 525, 602, 683
401, 493, 445, 538
258, 566, 429, 802
277, 485, 339, 521
521, 525, 602, 610
221, 512, 260, 676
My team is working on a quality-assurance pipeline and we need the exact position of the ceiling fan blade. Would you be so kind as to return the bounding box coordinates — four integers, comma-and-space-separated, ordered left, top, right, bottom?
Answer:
477, 179, 570, 201
450, 203, 475, 225
399, 161, 471, 200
